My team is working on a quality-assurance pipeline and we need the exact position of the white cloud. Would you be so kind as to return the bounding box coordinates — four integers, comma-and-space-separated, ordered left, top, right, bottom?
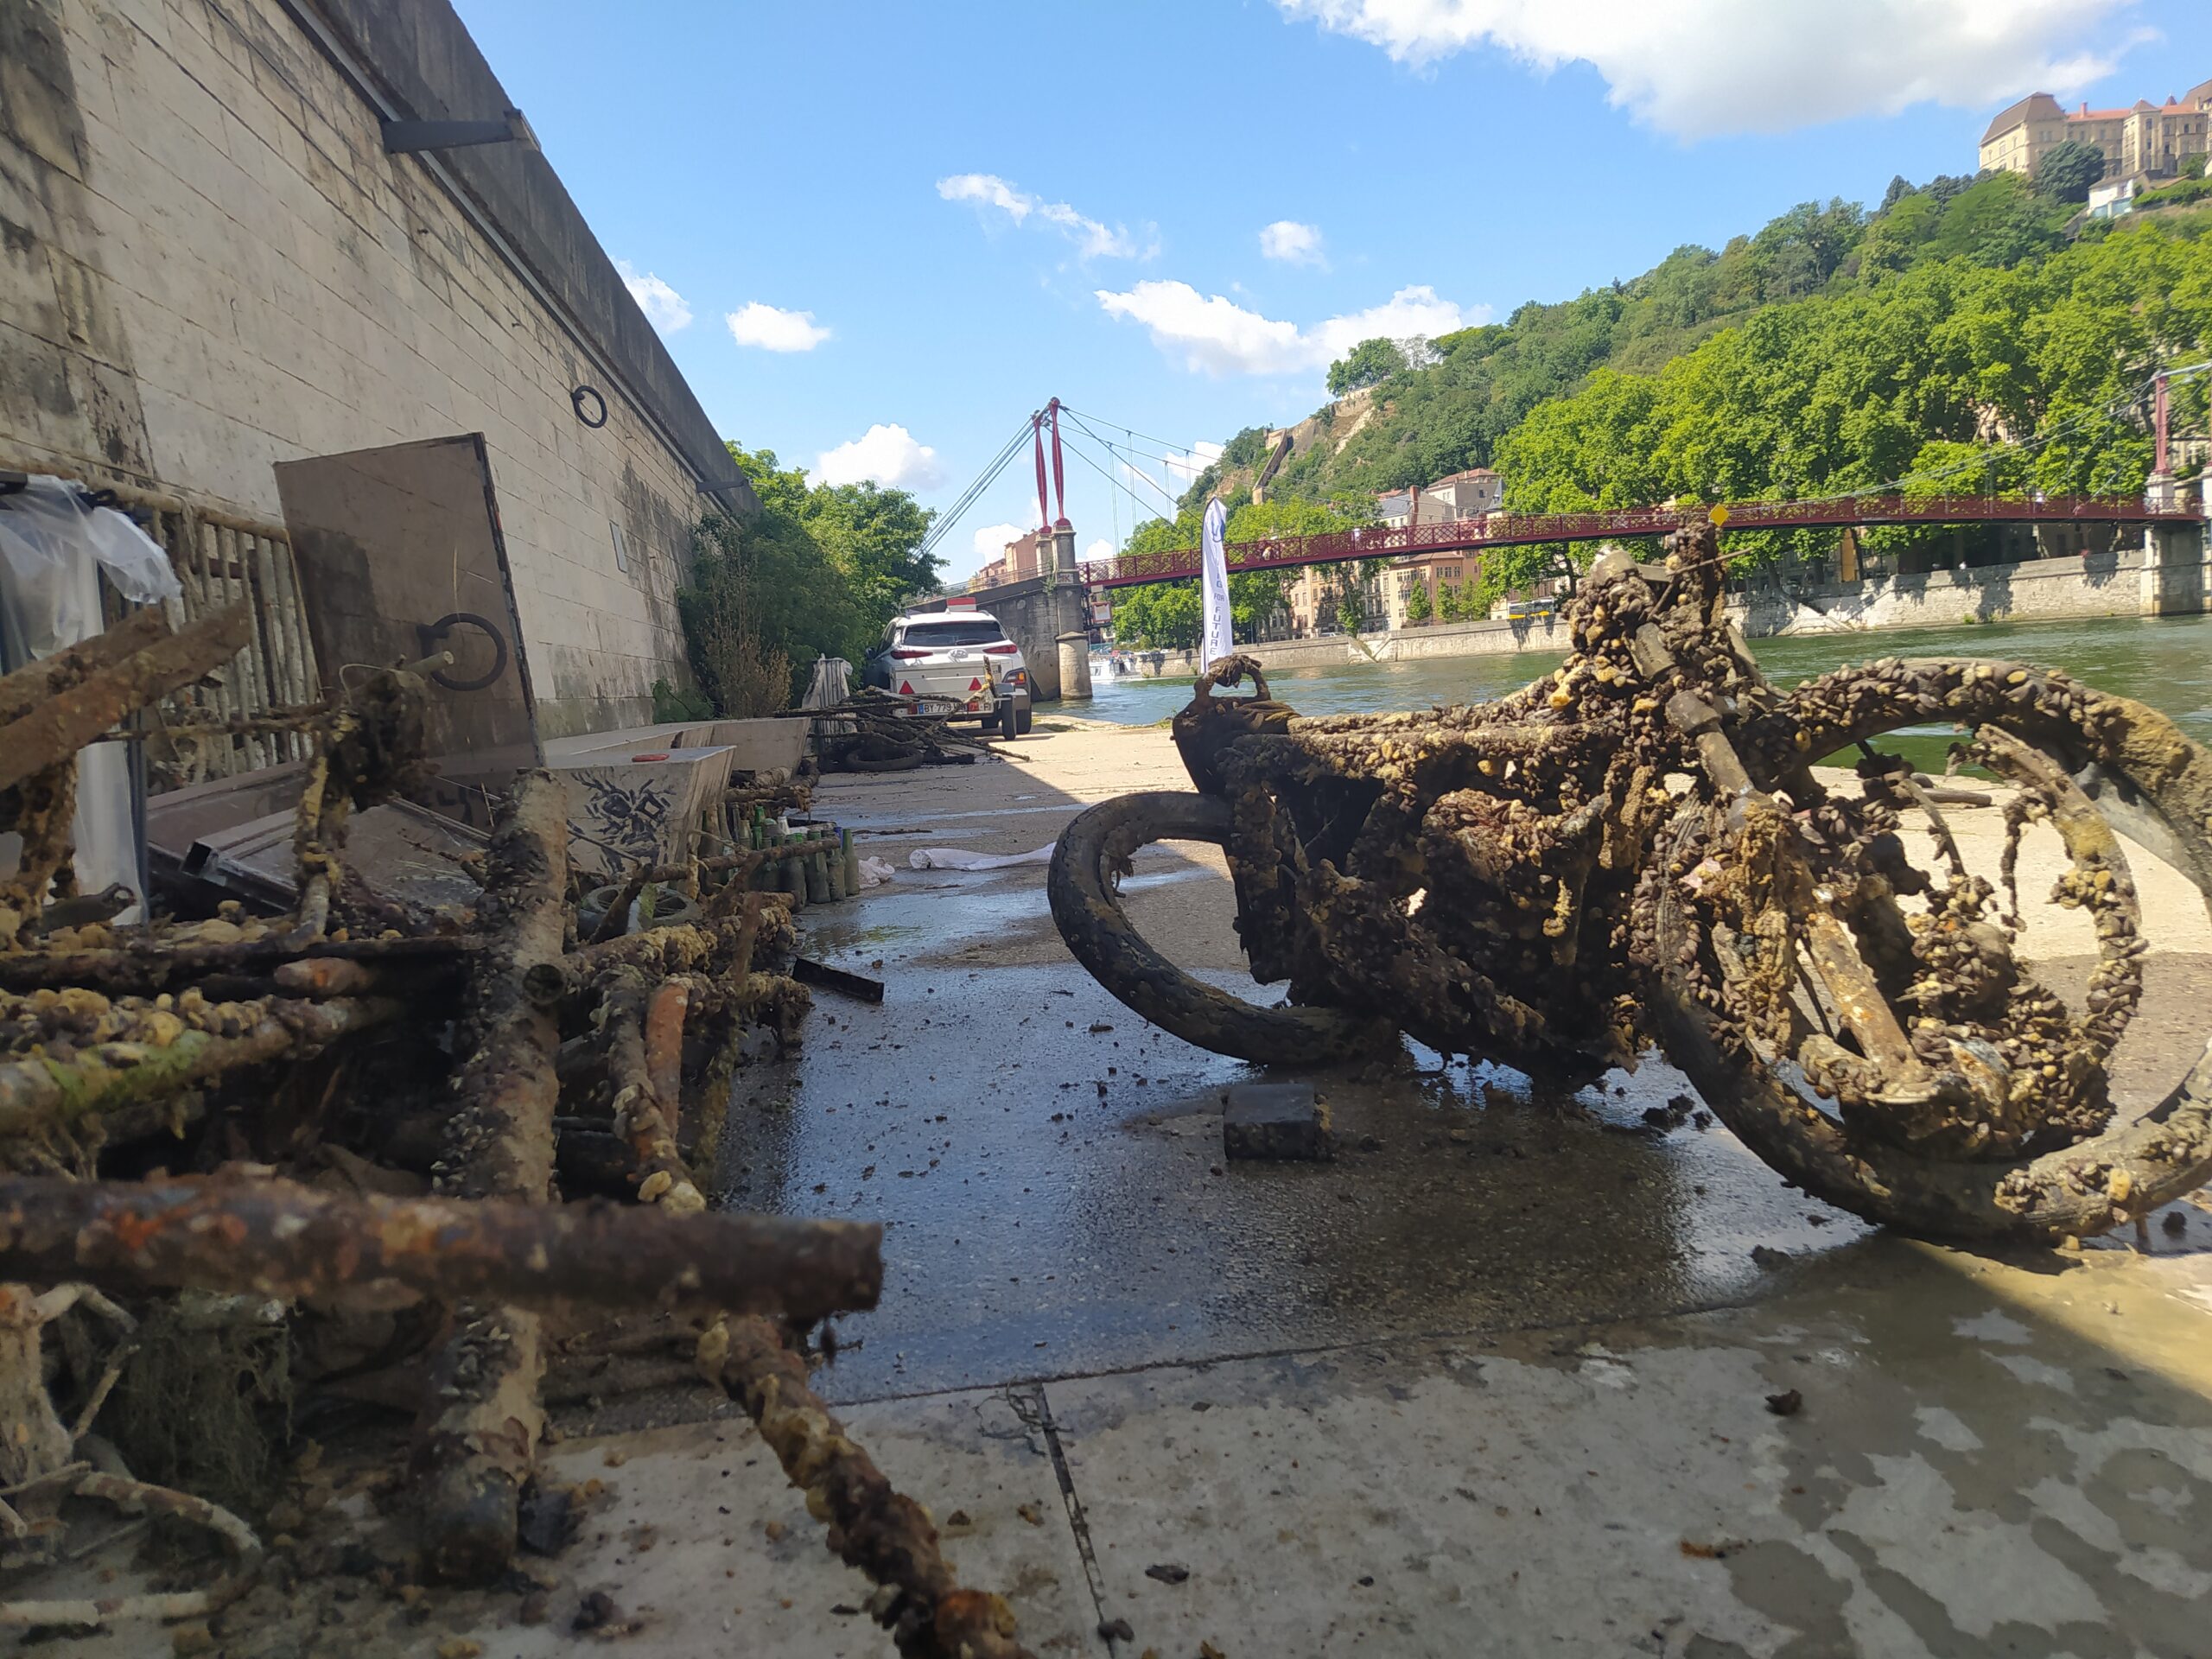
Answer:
938, 172, 1151, 260
815, 424, 944, 490
1095, 282, 1478, 377
727, 302, 830, 353
1276, 0, 2133, 139
1163, 440, 1226, 484
1259, 220, 1326, 265
616, 261, 691, 333
1084, 537, 1116, 561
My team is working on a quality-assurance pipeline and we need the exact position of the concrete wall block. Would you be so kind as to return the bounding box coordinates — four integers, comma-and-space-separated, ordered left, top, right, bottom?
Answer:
0, 315, 95, 433
1, 36, 92, 183
3, 0, 715, 739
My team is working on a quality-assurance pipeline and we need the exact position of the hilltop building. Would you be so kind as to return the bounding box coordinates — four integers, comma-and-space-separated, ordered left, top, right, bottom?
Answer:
1979, 81, 2212, 180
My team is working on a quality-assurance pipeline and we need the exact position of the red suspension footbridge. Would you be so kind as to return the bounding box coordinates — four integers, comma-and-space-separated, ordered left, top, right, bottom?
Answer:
1074, 493, 2198, 588
918, 389, 2207, 597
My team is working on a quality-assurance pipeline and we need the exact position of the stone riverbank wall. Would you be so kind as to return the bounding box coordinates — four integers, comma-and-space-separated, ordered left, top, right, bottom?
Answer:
3, 0, 752, 738
1120, 526, 2210, 678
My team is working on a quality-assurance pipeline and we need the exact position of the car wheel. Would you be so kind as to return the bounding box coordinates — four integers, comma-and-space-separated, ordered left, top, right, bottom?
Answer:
1000, 699, 1020, 740
1015, 702, 1033, 735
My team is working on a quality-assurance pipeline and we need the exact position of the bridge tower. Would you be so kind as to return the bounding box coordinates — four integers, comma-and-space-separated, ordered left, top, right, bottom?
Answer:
1033, 399, 1092, 702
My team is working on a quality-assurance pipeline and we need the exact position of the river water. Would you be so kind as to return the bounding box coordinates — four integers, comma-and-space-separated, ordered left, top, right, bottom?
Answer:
1084, 614, 2212, 760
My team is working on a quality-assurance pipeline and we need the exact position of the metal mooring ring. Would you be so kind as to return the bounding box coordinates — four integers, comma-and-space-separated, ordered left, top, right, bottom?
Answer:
421, 612, 511, 693
571, 385, 608, 429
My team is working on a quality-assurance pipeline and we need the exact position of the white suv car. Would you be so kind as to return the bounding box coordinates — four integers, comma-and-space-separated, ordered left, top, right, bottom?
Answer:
863, 609, 1033, 736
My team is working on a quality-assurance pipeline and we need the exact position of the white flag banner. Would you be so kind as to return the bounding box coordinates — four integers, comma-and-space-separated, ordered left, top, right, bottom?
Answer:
1199, 496, 1233, 669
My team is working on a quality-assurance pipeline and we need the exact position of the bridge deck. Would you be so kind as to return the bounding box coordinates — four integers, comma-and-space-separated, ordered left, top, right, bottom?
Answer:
1078, 493, 2203, 589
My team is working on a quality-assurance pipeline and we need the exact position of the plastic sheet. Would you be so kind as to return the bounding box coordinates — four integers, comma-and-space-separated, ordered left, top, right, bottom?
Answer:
0, 478, 184, 919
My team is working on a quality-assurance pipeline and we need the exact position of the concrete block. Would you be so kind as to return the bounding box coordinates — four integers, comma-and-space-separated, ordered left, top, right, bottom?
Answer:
1223, 1082, 1332, 1161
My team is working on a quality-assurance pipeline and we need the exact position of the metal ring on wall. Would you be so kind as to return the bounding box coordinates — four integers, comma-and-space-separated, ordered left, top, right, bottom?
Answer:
420, 612, 511, 693
571, 385, 609, 429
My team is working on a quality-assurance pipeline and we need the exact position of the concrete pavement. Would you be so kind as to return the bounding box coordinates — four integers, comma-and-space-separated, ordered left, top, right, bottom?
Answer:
43, 719, 2210, 1659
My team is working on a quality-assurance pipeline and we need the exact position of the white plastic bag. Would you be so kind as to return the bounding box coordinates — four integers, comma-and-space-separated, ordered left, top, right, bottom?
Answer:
0, 479, 181, 657
0, 478, 182, 922
856, 855, 897, 889
907, 844, 1055, 871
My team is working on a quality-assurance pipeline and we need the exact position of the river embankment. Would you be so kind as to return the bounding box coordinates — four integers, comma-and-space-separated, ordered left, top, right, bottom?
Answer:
1083, 605, 2212, 748
1117, 528, 2212, 679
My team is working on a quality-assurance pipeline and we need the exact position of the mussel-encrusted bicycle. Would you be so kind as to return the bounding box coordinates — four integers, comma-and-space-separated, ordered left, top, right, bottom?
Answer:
1050, 523, 2212, 1241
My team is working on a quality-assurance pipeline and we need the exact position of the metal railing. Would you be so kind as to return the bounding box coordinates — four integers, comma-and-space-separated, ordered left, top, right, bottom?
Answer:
1079, 493, 2204, 589
3, 451, 321, 783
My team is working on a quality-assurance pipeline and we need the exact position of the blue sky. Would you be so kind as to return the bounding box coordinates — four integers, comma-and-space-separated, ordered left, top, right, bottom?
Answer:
453, 1, 2212, 582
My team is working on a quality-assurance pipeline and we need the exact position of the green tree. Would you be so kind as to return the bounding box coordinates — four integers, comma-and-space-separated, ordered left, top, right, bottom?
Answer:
2035, 139, 2106, 204
1491, 216, 2212, 579
1220, 426, 1273, 468
2183, 153, 2208, 181
1437, 576, 1485, 621
1181, 170, 2103, 514
1402, 572, 1433, 625
1924, 172, 2067, 266
801, 480, 938, 621
1327, 337, 1408, 397
1111, 580, 1202, 649
677, 510, 797, 717
677, 444, 938, 710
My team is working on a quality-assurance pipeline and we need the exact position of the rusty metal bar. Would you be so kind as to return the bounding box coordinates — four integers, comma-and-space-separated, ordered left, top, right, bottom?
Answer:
217, 524, 271, 771
0, 996, 397, 1137
0, 1180, 880, 1319
0, 605, 253, 795
0, 933, 477, 995
418, 770, 570, 1583
0, 450, 290, 540
702, 1316, 1033, 1659
0, 608, 170, 728
598, 965, 702, 1213
248, 532, 302, 762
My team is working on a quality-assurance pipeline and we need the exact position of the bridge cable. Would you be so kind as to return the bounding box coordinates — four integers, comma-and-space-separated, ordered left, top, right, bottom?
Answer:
917, 412, 1039, 564
1073, 434, 1185, 526
1057, 406, 1203, 468
1054, 419, 1184, 531
1060, 411, 1189, 519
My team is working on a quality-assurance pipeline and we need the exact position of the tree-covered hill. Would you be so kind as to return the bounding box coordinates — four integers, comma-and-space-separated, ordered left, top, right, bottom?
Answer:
1164, 169, 2210, 605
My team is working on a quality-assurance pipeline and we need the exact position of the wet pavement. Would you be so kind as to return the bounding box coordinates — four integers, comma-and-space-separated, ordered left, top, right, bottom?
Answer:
96, 723, 2196, 1659
728, 736, 2212, 1412
35, 725, 2212, 1659
656, 724, 2208, 1658
720, 962, 1887, 1404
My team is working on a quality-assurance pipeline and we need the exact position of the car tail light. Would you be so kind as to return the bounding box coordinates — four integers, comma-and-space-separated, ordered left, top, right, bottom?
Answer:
891, 647, 931, 660
982, 642, 1019, 655
1006, 668, 1027, 686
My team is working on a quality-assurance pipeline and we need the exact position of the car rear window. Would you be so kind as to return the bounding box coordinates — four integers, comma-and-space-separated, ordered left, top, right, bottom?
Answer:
902, 619, 1005, 647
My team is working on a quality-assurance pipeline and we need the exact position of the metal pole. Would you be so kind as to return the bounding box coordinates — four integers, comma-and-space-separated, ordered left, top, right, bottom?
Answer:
2154, 372, 2171, 477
